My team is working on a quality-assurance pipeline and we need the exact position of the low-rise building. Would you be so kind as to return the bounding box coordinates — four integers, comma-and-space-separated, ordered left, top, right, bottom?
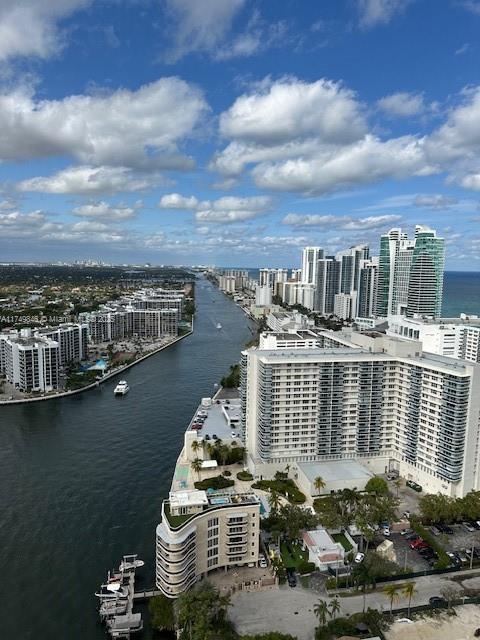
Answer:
302, 529, 345, 570
156, 489, 260, 598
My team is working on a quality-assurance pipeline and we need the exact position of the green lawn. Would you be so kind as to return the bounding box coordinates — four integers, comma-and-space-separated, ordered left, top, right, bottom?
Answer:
280, 541, 308, 569
332, 532, 353, 552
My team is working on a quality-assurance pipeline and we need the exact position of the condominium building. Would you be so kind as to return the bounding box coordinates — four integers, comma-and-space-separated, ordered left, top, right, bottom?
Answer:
387, 314, 480, 363
156, 489, 260, 598
255, 284, 273, 307
218, 275, 236, 293
35, 323, 88, 366
301, 247, 324, 285
240, 330, 480, 497
357, 257, 378, 319
314, 257, 340, 314
334, 293, 356, 320
376, 226, 444, 318
80, 306, 179, 343
0, 331, 60, 392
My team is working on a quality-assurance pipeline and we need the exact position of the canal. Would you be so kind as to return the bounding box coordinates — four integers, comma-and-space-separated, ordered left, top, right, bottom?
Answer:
0, 277, 255, 640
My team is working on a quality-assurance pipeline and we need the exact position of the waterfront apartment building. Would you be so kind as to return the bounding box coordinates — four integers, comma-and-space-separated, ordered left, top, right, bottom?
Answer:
0, 331, 60, 392
387, 314, 480, 363
376, 226, 445, 318
240, 330, 480, 497
35, 323, 88, 366
80, 307, 179, 343
301, 247, 324, 285
255, 284, 273, 307
156, 489, 260, 598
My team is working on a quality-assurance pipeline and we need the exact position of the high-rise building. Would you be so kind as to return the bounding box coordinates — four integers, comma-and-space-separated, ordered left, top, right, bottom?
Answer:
376, 226, 444, 318
357, 257, 378, 319
255, 284, 272, 307
314, 257, 340, 314
0, 331, 60, 392
406, 225, 445, 317
301, 247, 324, 284
240, 330, 480, 497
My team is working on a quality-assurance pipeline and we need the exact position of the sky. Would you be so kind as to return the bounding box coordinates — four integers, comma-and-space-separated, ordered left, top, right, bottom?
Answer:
1, 0, 480, 269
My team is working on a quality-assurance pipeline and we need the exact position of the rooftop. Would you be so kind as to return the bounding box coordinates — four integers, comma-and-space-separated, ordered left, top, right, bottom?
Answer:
187, 396, 242, 441
297, 459, 374, 484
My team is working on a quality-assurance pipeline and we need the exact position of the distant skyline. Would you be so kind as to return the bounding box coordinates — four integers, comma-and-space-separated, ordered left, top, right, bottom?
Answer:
1, 1, 480, 269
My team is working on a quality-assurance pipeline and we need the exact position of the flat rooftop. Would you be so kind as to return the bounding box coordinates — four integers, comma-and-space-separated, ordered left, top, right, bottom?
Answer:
188, 397, 242, 442
297, 459, 374, 483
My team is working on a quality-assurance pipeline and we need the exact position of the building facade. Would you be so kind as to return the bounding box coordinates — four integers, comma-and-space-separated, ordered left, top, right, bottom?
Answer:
0, 331, 60, 392
240, 330, 480, 497
156, 489, 260, 598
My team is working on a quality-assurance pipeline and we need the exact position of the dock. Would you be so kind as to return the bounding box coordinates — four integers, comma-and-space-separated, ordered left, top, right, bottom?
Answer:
96, 555, 145, 639
133, 588, 162, 601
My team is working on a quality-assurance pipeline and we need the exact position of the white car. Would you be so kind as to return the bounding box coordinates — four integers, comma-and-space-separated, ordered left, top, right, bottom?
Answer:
382, 527, 391, 536
354, 552, 365, 564
259, 554, 268, 568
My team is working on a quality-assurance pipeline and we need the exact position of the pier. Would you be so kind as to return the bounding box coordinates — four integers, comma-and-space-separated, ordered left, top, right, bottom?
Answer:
132, 588, 162, 601
96, 555, 144, 639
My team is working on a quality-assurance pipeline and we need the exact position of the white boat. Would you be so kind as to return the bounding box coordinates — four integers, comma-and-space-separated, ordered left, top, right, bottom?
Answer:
95, 585, 129, 600
119, 555, 145, 573
216, 323, 222, 330
114, 380, 129, 396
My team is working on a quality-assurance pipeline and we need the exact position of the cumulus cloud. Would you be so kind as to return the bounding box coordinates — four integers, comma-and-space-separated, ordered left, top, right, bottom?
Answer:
0, 78, 207, 169
158, 193, 273, 223
377, 91, 425, 117
163, 0, 246, 62
357, 0, 412, 28
17, 166, 163, 195
252, 134, 432, 194
219, 77, 366, 146
72, 201, 140, 221
159, 193, 199, 209
459, 173, 480, 190
282, 213, 401, 229
0, 0, 89, 62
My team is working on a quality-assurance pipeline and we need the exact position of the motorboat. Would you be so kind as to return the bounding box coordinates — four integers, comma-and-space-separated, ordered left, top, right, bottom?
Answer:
119, 555, 145, 573
114, 380, 129, 396
216, 323, 222, 330
95, 585, 129, 600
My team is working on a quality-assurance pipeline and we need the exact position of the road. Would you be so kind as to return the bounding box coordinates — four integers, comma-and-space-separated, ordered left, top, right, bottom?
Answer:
230, 569, 479, 640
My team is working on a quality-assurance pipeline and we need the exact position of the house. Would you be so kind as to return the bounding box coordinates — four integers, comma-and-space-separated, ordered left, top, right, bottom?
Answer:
303, 529, 345, 570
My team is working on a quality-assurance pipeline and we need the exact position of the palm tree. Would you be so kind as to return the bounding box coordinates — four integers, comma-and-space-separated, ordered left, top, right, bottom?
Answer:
402, 582, 417, 618
268, 490, 282, 515
354, 563, 375, 612
314, 476, 326, 496
329, 596, 341, 620
191, 458, 203, 481
313, 600, 330, 626
191, 439, 201, 456
383, 584, 400, 616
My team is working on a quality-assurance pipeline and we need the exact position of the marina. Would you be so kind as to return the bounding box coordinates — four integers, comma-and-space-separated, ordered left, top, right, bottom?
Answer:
96, 555, 144, 638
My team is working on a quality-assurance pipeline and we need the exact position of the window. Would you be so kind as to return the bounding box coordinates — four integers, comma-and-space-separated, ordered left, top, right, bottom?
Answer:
208, 517, 219, 527
207, 557, 218, 568
207, 547, 218, 558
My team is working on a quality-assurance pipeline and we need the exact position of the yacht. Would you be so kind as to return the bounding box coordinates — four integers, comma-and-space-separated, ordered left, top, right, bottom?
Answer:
114, 380, 129, 396
216, 323, 222, 330
119, 556, 144, 573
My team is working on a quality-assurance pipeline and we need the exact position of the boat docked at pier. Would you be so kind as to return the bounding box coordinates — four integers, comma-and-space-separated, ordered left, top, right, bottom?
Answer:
114, 381, 129, 396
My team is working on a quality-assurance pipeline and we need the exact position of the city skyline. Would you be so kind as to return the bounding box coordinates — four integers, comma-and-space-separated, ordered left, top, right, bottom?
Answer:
1, 2, 480, 268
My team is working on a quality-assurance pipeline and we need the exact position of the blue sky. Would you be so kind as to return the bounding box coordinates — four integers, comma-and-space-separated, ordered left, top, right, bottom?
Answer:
1, 0, 480, 269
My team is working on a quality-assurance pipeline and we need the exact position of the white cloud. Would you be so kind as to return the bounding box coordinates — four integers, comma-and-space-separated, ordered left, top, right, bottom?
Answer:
463, 1, 480, 16
72, 201, 140, 221
219, 77, 366, 146
282, 213, 401, 229
71, 220, 110, 233
377, 91, 425, 117
0, 0, 89, 62
455, 43, 471, 56
158, 192, 273, 223
357, 0, 412, 29
413, 194, 458, 209
252, 134, 432, 194
0, 78, 207, 169
164, 0, 246, 62
17, 166, 163, 195
159, 193, 199, 209
196, 209, 263, 223
459, 173, 480, 190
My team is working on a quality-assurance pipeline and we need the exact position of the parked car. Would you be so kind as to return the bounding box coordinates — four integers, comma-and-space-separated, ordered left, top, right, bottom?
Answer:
406, 480, 422, 492
429, 596, 447, 608
382, 527, 391, 537
204, 434, 211, 440
405, 532, 419, 540
403, 511, 411, 519
446, 551, 461, 566
259, 554, 267, 568
463, 522, 475, 532
410, 538, 426, 549
212, 434, 218, 440
401, 528, 413, 536
442, 525, 454, 535
430, 526, 441, 536
354, 552, 365, 564
387, 473, 398, 480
